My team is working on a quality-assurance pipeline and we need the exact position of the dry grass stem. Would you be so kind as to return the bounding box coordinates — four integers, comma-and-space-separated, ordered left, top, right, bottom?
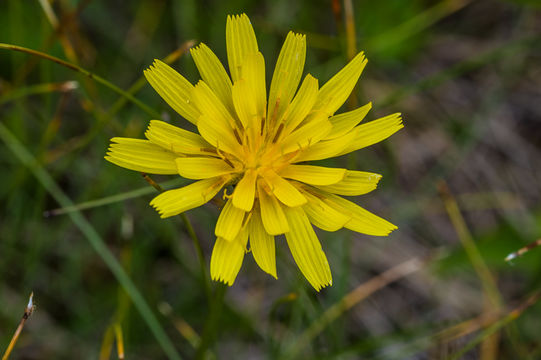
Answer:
2, 293, 35, 360
287, 257, 426, 356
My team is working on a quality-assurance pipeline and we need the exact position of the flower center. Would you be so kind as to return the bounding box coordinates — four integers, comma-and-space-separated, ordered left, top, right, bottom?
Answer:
224, 121, 289, 181
241, 140, 285, 173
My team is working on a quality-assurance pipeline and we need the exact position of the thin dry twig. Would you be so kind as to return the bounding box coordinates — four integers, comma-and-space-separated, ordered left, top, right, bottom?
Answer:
114, 324, 125, 360
98, 323, 126, 360
438, 182, 502, 306
2, 292, 35, 360
435, 313, 497, 344
159, 302, 202, 349
343, 0, 357, 61
448, 289, 541, 360
388, 288, 541, 359
505, 238, 541, 262
37, 0, 78, 62
98, 326, 115, 360
439, 181, 503, 359
286, 257, 427, 357
142, 173, 164, 192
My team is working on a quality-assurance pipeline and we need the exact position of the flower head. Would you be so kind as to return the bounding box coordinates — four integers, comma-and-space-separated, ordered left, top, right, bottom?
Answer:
106, 14, 403, 290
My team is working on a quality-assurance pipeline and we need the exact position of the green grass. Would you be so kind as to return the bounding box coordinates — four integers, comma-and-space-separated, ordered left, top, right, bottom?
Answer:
1, 0, 541, 359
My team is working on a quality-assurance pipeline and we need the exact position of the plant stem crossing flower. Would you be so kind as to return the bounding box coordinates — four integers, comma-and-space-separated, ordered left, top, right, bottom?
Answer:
105, 14, 403, 290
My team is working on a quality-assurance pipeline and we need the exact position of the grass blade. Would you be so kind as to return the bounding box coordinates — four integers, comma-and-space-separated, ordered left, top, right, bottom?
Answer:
0, 43, 160, 118
0, 123, 182, 360
44, 178, 186, 216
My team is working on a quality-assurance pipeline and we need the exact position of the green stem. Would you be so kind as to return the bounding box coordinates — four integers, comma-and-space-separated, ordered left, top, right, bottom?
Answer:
0, 81, 76, 106
52, 40, 196, 158
141, 174, 211, 300
181, 213, 212, 300
0, 43, 160, 118
107, 39, 195, 119
0, 123, 181, 360
44, 178, 186, 216
195, 284, 227, 360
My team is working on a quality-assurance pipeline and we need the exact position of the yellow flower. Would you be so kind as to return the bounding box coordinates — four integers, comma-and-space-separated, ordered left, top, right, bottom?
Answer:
105, 14, 403, 290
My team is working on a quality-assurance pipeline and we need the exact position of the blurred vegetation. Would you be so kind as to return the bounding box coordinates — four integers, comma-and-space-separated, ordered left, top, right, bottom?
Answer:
1, 0, 541, 359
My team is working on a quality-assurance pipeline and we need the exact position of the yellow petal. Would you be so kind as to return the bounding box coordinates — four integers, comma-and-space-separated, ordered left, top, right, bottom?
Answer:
190, 43, 235, 115
215, 199, 245, 241
150, 176, 228, 218
262, 170, 307, 207
295, 112, 402, 162
257, 182, 289, 235
192, 81, 243, 154
226, 14, 258, 83
144, 60, 200, 124
336, 113, 404, 156
197, 114, 241, 155
313, 51, 367, 116
105, 137, 178, 174
324, 102, 372, 140
279, 165, 346, 186
231, 79, 256, 132
192, 80, 239, 130
232, 169, 257, 211
301, 188, 351, 231
249, 209, 277, 278
318, 190, 397, 236
281, 111, 332, 154
175, 157, 235, 179
240, 52, 266, 119
293, 130, 357, 162
145, 120, 214, 156
283, 206, 332, 291
282, 74, 319, 135
232, 52, 266, 130
268, 32, 306, 124
315, 171, 382, 196
210, 229, 249, 286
